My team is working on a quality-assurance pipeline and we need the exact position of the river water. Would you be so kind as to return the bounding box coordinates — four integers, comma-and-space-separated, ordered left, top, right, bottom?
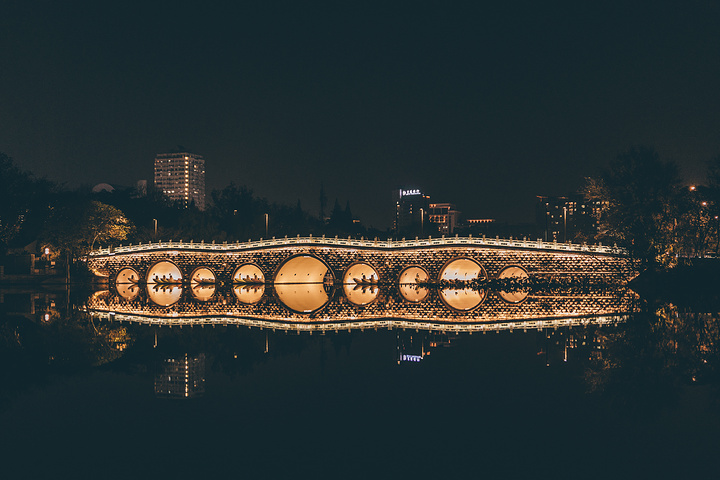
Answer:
1, 286, 719, 479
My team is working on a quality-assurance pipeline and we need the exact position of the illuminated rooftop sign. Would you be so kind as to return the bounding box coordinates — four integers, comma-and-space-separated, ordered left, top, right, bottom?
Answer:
400, 189, 422, 197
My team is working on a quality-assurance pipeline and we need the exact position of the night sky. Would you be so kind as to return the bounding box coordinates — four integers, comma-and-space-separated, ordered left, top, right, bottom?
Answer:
2, 0, 720, 228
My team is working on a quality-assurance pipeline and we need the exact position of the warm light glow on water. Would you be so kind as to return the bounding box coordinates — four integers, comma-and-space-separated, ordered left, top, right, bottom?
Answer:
440, 287, 485, 311
233, 284, 265, 304
274, 283, 330, 313
147, 284, 183, 306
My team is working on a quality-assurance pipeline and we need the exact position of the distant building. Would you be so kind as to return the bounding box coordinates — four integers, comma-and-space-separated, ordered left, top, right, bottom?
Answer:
154, 152, 206, 210
428, 203, 461, 234
536, 194, 599, 242
393, 188, 430, 235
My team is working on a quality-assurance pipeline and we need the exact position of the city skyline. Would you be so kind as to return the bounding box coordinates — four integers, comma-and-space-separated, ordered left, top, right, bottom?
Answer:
2, 1, 720, 228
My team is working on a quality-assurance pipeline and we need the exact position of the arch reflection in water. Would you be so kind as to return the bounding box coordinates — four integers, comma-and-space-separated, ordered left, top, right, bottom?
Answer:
191, 284, 216, 301
343, 262, 380, 306
274, 284, 331, 313
440, 288, 486, 311
117, 282, 141, 301
233, 284, 265, 304
497, 266, 529, 304
233, 264, 264, 283
189, 267, 216, 301
147, 284, 183, 306
398, 266, 429, 303
147, 261, 183, 284
344, 284, 379, 306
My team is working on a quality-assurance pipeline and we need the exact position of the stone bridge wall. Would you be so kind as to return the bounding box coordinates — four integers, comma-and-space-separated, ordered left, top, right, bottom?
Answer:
88, 239, 635, 285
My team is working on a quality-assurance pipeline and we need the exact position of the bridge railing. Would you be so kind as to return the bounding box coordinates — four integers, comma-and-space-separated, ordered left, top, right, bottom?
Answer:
88, 235, 627, 257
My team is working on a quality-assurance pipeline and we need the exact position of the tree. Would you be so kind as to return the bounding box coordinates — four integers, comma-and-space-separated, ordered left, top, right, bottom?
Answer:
42, 196, 134, 279
85, 201, 134, 249
0, 152, 53, 254
583, 146, 682, 269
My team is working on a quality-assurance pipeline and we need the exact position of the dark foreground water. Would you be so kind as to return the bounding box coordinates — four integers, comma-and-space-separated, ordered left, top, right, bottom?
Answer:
2, 288, 720, 479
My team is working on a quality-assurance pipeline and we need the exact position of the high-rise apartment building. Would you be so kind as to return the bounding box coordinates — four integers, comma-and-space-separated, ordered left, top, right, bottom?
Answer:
154, 152, 206, 209
393, 188, 430, 234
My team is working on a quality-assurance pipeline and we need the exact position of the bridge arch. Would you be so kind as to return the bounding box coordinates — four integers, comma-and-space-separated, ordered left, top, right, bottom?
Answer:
398, 265, 430, 303
274, 254, 334, 284
437, 257, 487, 311
190, 267, 216, 284
438, 257, 487, 282
342, 262, 380, 284
115, 268, 141, 301
233, 263, 265, 283
147, 260, 183, 284
343, 261, 380, 306
497, 265, 529, 304
274, 254, 334, 314
189, 267, 216, 301
115, 267, 139, 284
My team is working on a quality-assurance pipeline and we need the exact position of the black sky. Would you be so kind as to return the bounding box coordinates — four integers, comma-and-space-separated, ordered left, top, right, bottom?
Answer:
2, 0, 720, 228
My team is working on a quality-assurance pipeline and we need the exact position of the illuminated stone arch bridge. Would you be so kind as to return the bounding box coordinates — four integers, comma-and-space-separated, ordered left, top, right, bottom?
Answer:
87, 236, 637, 317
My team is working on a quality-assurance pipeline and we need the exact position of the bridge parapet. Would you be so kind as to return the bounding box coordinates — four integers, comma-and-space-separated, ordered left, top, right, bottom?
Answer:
89, 236, 627, 257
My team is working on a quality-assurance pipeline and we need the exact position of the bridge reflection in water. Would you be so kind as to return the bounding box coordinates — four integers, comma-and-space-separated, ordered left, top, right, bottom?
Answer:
86, 283, 637, 333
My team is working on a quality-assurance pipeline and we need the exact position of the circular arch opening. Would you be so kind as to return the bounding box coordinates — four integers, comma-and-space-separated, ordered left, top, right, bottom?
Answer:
342, 262, 380, 284
497, 265, 529, 304
398, 266, 430, 303
438, 257, 487, 282
190, 268, 216, 302
190, 267, 216, 284
116, 267, 139, 284
147, 261, 183, 284
233, 264, 265, 283
342, 262, 380, 306
274, 254, 334, 284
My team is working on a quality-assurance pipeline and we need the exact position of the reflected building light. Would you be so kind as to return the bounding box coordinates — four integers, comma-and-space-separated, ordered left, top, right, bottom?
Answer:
154, 353, 205, 398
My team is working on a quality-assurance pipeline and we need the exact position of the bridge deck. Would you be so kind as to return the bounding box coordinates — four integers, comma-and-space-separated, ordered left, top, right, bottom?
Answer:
89, 235, 627, 257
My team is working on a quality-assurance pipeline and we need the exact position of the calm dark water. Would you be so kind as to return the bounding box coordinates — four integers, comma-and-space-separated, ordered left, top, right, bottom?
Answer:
1, 288, 720, 479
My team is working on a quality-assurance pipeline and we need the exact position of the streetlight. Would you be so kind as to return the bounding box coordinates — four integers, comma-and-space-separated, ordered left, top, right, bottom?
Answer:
265, 213, 269, 238
420, 208, 424, 236
153, 218, 158, 238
